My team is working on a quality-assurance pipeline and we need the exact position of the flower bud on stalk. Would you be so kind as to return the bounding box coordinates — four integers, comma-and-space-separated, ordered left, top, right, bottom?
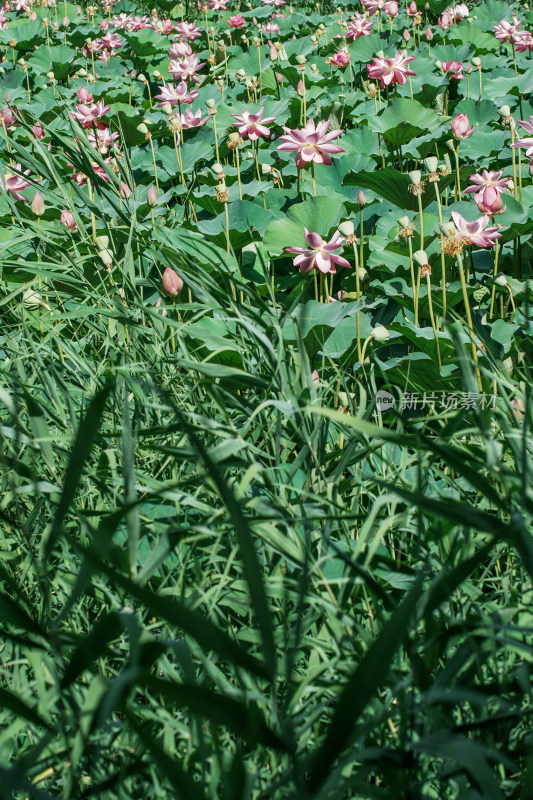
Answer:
162, 266, 183, 297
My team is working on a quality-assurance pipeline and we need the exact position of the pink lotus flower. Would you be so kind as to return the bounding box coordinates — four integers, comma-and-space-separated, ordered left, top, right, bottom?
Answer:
174, 20, 202, 40
494, 13, 521, 42
278, 118, 344, 169
361, 0, 387, 16
97, 33, 124, 51
451, 113, 473, 140
406, 1, 418, 17
331, 49, 350, 68
231, 106, 276, 140
263, 21, 281, 35
169, 54, 205, 84
209, 0, 228, 8
441, 60, 464, 79
450, 211, 502, 247
76, 86, 94, 103
438, 10, 453, 28
263, 0, 286, 6
71, 99, 111, 129
60, 209, 77, 231
464, 169, 509, 196
473, 185, 506, 216
177, 108, 209, 129
367, 50, 416, 86
451, 3, 469, 21
286, 228, 351, 274
512, 115, 533, 156
227, 15, 246, 28
169, 41, 193, 59
88, 125, 119, 154
383, 1, 398, 18
345, 13, 374, 38
155, 81, 199, 106
513, 30, 533, 52
0, 164, 32, 202
0, 107, 18, 129
32, 121, 45, 140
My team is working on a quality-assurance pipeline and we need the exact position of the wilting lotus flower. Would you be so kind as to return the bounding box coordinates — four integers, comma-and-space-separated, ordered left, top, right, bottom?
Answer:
493, 13, 521, 42
345, 13, 374, 38
451, 113, 474, 140
450, 211, 502, 247
511, 115, 533, 156
278, 118, 344, 169
155, 81, 199, 106
162, 266, 183, 296
473, 185, 506, 216
209, 0, 228, 9
367, 50, 416, 86
441, 60, 464, 79
227, 15, 246, 28
453, 3, 469, 19
285, 228, 351, 274
0, 164, 32, 202
330, 49, 350, 67
60, 209, 77, 231
231, 106, 276, 140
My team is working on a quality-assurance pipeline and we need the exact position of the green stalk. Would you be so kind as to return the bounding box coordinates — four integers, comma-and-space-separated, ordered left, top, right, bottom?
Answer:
457, 251, 483, 392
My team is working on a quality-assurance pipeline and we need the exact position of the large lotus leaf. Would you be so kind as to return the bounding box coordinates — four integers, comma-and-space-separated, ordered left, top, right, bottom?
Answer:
345, 167, 417, 211
453, 99, 500, 128
123, 29, 169, 57
369, 99, 442, 147
195, 199, 280, 250
289, 299, 379, 358
473, 0, 514, 30
27, 46, 80, 81
448, 25, 496, 53
347, 32, 383, 64
0, 20, 42, 51
459, 129, 507, 161
263, 196, 346, 255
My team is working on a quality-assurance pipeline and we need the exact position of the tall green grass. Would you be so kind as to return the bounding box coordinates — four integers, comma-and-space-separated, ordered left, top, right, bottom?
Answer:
0, 121, 533, 800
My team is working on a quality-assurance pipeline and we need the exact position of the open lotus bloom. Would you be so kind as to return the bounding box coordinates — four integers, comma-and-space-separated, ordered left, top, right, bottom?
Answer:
511, 115, 533, 156
231, 106, 277, 140
367, 50, 416, 86
277, 119, 344, 169
285, 228, 351, 273
450, 211, 502, 247
464, 169, 509, 195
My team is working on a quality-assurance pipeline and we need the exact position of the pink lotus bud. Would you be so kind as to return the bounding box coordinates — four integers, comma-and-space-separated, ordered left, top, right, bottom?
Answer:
269, 43, 277, 60
474, 186, 505, 216
31, 191, 44, 217
162, 267, 183, 297
77, 86, 94, 103
384, 0, 398, 16
297, 79, 305, 96
311, 369, 320, 385
63, 15, 70, 26
147, 186, 158, 207
451, 113, 474, 140
99, 19, 108, 30
60, 209, 77, 231
29, 10, 36, 18
357, 190, 367, 206
119, 181, 131, 199
425, 1, 429, 7
408, 1, 417, 14
32, 121, 45, 140
403, 28, 411, 41
331, 49, 350, 67
276, 72, 284, 83
425, 26, 433, 40
155, 296, 168, 317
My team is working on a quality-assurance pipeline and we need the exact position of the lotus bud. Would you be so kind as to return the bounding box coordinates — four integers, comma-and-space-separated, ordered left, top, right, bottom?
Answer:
451, 113, 474, 140
475, 185, 505, 216
357, 190, 367, 206
425, 26, 433, 40
371, 326, 389, 342
413, 249, 429, 267
424, 156, 438, 172
403, 28, 410, 41
408, 169, 422, 184
338, 220, 355, 236
31, 191, 44, 217
147, 186, 157, 207
297, 78, 305, 96
60, 209, 77, 231
63, 15, 69, 26
162, 266, 183, 297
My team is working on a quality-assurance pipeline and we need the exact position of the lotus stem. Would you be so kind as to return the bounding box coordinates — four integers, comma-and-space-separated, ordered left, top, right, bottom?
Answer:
489, 240, 500, 320
456, 251, 483, 392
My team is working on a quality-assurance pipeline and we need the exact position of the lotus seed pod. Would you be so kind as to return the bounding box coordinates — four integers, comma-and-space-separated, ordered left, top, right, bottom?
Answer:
408, 170, 422, 184
161, 102, 172, 114
494, 273, 508, 287
499, 105, 511, 117
434, 60, 442, 70
441, 221, 456, 236
95, 235, 109, 250
137, 122, 149, 135
147, 186, 157, 207
413, 249, 429, 267
338, 220, 355, 236
99, 249, 113, 268
472, 56, 481, 67
372, 326, 390, 342
262, 163, 272, 174
425, 156, 438, 172
397, 215, 411, 227
205, 98, 216, 108
212, 163, 224, 174
295, 54, 307, 64
23, 288, 43, 307
162, 266, 183, 297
